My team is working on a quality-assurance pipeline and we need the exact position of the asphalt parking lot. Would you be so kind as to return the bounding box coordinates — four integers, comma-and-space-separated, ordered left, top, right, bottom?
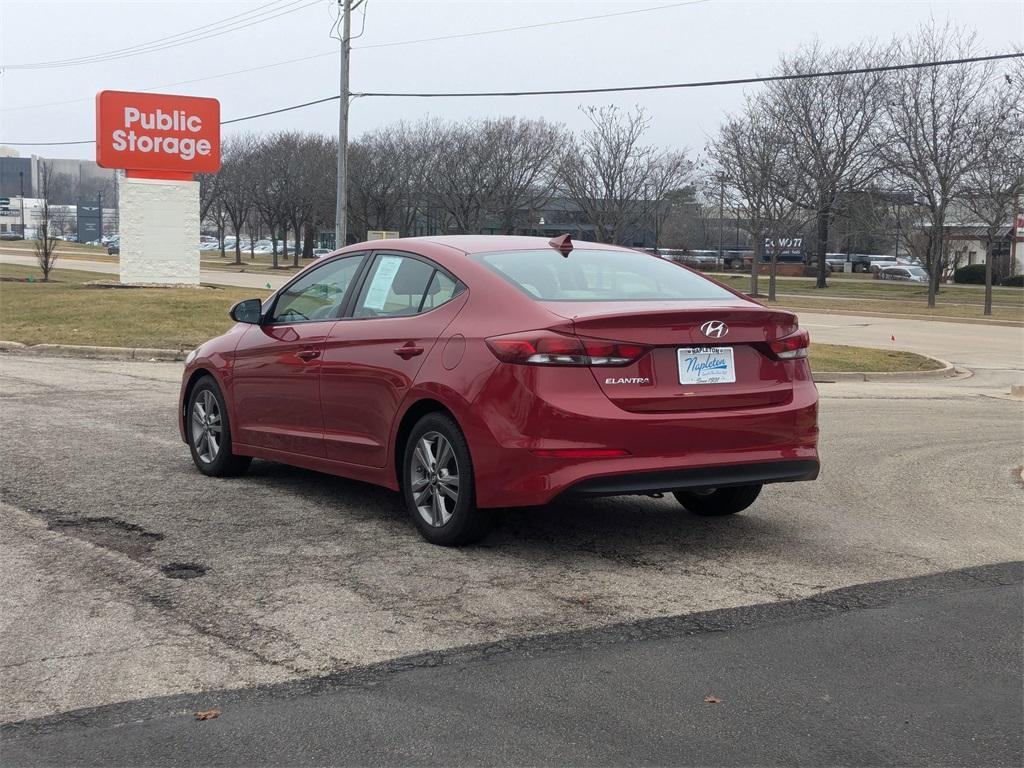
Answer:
1, 351, 1022, 732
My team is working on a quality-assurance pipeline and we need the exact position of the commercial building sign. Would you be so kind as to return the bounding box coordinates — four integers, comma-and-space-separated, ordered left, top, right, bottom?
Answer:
95, 90, 220, 176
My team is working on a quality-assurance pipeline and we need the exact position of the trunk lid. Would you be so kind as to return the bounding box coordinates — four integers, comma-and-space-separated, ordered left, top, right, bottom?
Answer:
543, 300, 802, 413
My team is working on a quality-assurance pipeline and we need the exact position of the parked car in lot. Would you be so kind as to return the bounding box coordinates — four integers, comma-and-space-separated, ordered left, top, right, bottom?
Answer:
0, 232, 24, 241
179, 235, 820, 545
107, 243, 120, 255
865, 256, 899, 273
876, 265, 928, 283
313, 248, 332, 258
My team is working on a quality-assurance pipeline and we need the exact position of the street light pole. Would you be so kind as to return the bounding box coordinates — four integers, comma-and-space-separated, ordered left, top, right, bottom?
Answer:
97, 192, 103, 241
717, 177, 725, 269
334, 0, 351, 250
19, 171, 25, 235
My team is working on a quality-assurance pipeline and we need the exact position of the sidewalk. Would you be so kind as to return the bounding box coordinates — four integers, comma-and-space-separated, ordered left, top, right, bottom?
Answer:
0, 252, 291, 291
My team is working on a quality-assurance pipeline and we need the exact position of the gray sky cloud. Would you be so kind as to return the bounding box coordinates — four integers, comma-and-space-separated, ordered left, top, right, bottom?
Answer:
1, 0, 1021, 161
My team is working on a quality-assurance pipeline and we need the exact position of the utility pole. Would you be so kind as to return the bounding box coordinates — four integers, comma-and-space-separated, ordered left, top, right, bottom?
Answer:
334, 0, 351, 250
97, 191, 103, 241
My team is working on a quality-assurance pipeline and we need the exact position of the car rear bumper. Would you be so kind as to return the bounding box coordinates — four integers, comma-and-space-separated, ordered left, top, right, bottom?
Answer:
466, 364, 819, 508
563, 458, 820, 498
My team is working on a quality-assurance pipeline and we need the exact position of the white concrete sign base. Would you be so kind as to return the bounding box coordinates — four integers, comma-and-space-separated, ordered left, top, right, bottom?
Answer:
119, 176, 199, 285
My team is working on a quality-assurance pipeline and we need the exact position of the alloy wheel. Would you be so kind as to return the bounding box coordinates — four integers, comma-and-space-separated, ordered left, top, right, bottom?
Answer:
190, 389, 222, 464
410, 431, 460, 527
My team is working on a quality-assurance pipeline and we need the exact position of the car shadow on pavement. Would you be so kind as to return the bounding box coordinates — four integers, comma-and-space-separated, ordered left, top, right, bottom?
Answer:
237, 459, 829, 566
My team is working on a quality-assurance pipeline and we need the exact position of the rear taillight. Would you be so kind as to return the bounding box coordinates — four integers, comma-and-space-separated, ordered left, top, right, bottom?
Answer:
486, 331, 648, 367
767, 329, 810, 360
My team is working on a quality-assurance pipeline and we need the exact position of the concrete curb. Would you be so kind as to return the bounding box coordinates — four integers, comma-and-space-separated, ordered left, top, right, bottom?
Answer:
0, 341, 186, 362
813, 357, 957, 383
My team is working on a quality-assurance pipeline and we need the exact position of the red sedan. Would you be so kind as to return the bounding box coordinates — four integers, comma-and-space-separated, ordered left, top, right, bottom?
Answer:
179, 235, 819, 545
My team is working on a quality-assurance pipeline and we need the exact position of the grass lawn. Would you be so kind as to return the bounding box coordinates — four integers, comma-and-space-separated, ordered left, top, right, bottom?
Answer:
0, 264, 268, 350
0, 240, 111, 259
810, 343, 942, 373
711, 273, 1024, 306
770, 296, 1022, 323
1, 264, 945, 372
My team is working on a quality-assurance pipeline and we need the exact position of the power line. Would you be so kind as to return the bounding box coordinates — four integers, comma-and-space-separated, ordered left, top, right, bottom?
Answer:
354, 53, 1024, 97
1, 0, 318, 70
3, 52, 1021, 147
221, 96, 339, 125
1, 0, 710, 112
352, 0, 712, 50
0, 50, 339, 114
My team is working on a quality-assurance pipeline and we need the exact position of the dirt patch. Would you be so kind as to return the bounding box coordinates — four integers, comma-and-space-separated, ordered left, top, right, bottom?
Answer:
48, 516, 164, 558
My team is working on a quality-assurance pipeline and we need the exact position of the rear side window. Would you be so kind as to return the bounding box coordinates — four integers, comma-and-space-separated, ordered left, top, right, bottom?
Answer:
477, 249, 733, 301
353, 253, 464, 318
422, 271, 461, 310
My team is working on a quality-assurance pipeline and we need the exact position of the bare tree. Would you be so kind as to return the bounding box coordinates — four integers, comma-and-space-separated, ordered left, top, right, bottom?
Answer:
251, 133, 297, 269
197, 170, 221, 225
483, 117, 564, 234
961, 77, 1024, 314
34, 161, 59, 281
348, 126, 407, 237
558, 105, 691, 244
879, 21, 998, 307
764, 41, 889, 288
709, 101, 807, 300
425, 121, 496, 234
218, 134, 257, 264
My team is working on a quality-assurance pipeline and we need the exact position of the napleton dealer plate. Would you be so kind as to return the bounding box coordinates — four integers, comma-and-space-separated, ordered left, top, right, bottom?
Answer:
677, 346, 736, 385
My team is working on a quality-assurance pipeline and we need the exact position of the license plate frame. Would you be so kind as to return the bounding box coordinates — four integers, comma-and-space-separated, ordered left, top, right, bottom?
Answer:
677, 346, 736, 385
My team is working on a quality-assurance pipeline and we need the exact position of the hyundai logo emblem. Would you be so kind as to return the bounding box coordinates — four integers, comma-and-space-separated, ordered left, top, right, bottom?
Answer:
700, 320, 729, 339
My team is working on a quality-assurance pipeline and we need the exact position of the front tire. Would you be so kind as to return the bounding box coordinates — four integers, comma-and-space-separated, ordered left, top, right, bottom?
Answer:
402, 413, 490, 546
673, 484, 762, 516
186, 376, 251, 477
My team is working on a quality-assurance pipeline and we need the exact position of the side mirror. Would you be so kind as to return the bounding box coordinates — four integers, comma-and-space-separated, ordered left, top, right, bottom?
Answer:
229, 298, 263, 324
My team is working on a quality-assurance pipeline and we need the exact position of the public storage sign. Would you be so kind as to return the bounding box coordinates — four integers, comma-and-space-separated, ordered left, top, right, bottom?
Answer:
96, 90, 220, 175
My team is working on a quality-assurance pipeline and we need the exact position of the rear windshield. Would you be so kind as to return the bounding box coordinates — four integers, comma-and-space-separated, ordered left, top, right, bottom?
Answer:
477, 249, 733, 301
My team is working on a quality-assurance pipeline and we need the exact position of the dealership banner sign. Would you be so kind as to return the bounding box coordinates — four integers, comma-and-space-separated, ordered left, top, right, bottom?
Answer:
95, 90, 220, 178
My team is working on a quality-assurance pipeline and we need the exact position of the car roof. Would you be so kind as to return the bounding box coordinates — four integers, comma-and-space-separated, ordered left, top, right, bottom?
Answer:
344, 234, 629, 256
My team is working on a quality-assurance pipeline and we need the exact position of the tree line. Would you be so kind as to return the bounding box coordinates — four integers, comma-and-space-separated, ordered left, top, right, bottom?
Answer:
200, 20, 1022, 314
708, 21, 1023, 312
199, 106, 692, 267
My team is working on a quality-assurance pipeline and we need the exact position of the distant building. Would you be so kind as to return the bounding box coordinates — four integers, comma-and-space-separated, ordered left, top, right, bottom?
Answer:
0, 150, 116, 205
943, 223, 1022, 277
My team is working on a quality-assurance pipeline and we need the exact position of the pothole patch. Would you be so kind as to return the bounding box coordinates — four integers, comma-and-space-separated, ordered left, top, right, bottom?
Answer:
160, 562, 207, 580
48, 516, 164, 558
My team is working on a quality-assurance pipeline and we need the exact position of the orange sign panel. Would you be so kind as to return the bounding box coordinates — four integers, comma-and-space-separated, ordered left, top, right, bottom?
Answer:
96, 90, 220, 175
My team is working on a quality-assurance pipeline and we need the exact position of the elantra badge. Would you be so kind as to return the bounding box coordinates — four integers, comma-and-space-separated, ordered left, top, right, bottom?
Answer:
605, 377, 651, 385
700, 320, 729, 339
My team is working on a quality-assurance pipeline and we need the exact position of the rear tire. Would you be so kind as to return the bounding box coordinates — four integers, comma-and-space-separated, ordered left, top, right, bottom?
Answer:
402, 413, 491, 546
186, 376, 252, 477
673, 484, 762, 516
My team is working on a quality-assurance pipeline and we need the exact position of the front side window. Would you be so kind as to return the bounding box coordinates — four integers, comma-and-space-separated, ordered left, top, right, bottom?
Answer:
270, 254, 365, 323
354, 254, 454, 318
477, 249, 733, 301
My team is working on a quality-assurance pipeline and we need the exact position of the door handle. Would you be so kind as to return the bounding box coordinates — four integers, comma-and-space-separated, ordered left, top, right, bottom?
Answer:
394, 344, 424, 359
295, 348, 320, 362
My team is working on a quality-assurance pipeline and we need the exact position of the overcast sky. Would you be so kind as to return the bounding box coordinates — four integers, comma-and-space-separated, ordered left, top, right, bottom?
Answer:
1, 0, 1021, 162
